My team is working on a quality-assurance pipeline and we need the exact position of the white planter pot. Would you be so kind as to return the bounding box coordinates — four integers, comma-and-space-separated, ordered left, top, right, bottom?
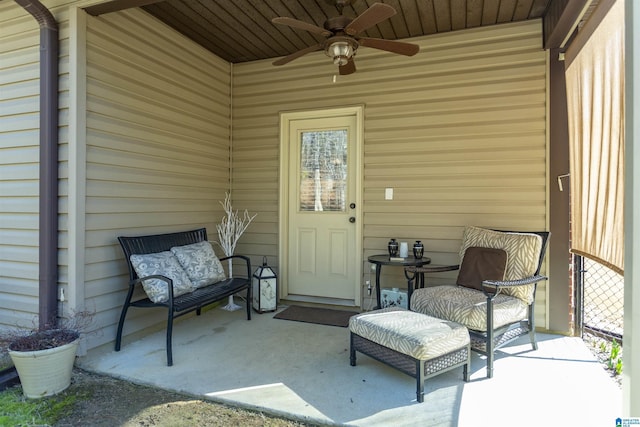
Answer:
9, 339, 79, 398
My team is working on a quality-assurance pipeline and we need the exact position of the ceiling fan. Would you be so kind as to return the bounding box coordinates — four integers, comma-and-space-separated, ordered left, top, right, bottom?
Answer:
272, 0, 420, 75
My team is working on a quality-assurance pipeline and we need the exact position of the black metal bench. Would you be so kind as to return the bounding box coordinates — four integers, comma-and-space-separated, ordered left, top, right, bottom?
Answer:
115, 228, 251, 366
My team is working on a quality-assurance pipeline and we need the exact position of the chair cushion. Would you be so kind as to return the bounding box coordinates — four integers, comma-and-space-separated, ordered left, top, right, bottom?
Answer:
459, 226, 543, 303
410, 286, 528, 332
456, 247, 507, 291
349, 307, 469, 360
171, 241, 226, 288
130, 251, 195, 303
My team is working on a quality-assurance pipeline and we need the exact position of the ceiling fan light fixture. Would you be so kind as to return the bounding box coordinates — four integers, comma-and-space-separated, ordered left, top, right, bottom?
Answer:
272, 2, 416, 73
326, 41, 354, 66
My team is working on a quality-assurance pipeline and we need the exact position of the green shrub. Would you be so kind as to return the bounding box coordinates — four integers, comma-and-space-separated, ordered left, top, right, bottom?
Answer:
604, 339, 623, 376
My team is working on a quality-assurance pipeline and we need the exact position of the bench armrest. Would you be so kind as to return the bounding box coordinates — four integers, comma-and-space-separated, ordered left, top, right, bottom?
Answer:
219, 254, 252, 279
131, 274, 171, 286
132, 275, 176, 299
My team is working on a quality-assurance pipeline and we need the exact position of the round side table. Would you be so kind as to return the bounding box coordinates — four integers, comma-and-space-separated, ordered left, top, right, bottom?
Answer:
404, 264, 460, 295
367, 255, 430, 309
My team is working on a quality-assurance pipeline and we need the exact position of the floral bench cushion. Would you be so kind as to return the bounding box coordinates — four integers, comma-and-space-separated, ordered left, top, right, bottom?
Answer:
170, 241, 226, 288
349, 307, 469, 361
129, 241, 226, 303
129, 251, 195, 303
410, 285, 528, 332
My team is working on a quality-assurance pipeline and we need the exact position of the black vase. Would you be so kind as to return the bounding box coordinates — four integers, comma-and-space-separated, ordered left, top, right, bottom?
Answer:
388, 239, 399, 257
413, 240, 424, 259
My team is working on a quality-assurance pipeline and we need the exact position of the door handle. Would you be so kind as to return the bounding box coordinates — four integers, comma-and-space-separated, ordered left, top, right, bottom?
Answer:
349, 217, 356, 223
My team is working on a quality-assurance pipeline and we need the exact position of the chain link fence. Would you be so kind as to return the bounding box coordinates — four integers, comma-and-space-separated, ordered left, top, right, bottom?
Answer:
576, 256, 624, 342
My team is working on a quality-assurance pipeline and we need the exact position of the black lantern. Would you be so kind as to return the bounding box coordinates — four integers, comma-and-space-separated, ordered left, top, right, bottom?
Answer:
252, 257, 278, 313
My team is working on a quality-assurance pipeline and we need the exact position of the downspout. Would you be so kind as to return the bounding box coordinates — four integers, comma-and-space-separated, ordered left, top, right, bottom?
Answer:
14, 0, 59, 330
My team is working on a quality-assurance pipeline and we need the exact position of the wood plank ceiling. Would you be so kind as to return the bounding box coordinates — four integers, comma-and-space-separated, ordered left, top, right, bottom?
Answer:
86, 0, 553, 63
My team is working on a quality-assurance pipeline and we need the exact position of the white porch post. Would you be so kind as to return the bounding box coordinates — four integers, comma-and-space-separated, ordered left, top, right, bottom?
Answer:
624, 0, 640, 416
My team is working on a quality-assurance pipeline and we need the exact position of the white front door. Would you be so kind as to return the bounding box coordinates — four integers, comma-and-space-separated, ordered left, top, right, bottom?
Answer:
280, 108, 362, 304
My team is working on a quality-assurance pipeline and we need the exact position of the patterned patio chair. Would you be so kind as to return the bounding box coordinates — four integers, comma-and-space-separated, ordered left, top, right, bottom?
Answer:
409, 226, 550, 378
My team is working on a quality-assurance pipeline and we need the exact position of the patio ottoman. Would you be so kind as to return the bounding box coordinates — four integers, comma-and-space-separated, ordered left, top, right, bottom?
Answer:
349, 307, 470, 402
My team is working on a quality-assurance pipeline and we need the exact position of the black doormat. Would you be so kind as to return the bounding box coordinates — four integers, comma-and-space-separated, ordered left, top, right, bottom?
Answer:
273, 305, 359, 327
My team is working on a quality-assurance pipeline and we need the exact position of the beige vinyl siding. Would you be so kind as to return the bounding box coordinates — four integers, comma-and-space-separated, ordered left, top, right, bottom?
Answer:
1, 0, 550, 345
83, 8, 231, 348
0, 0, 117, 331
232, 20, 548, 326
1, 1, 232, 348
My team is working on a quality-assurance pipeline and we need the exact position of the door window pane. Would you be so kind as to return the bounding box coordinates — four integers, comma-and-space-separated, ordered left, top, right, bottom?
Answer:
299, 129, 347, 212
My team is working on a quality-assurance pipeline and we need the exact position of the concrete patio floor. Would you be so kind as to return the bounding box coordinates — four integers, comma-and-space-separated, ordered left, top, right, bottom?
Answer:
77, 305, 622, 427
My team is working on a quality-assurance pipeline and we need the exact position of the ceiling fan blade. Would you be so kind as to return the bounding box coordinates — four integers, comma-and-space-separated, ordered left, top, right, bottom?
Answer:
358, 37, 419, 56
273, 43, 324, 66
272, 17, 333, 37
345, 3, 396, 36
339, 58, 356, 75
